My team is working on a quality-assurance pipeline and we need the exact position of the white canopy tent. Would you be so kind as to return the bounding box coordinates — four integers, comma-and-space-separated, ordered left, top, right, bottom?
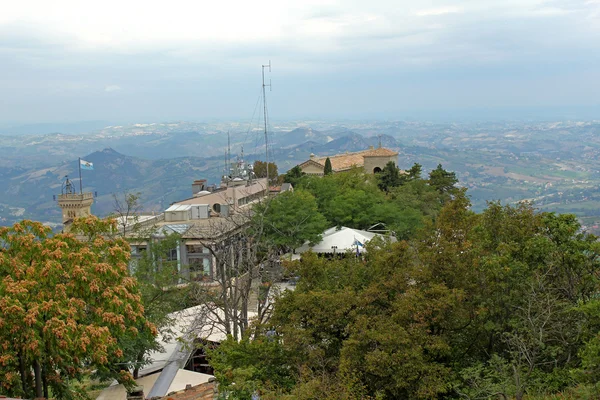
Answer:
296, 226, 391, 255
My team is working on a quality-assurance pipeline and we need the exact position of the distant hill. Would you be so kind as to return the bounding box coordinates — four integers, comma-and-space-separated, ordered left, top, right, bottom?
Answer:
0, 131, 399, 226
0, 121, 110, 135
365, 134, 399, 149
0, 148, 224, 226
315, 133, 371, 153
272, 127, 330, 148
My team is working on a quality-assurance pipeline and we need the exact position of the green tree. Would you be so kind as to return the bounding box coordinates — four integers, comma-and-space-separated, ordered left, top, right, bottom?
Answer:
428, 164, 458, 195
282, 165, 305, 187
407, 162, 422, 180
254, 190, 328, 249
253, 160, 279, 184
208, 332, 296, 399
125, 232, 189, 379
324, 157, 333, 175
376, 161, 401, 192
209, 198, 600, 399
0, 217, 155, 399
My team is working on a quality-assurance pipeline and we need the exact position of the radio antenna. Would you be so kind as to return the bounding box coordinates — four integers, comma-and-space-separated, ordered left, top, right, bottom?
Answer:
227, 130, 231, 173
262, 61, 271, 184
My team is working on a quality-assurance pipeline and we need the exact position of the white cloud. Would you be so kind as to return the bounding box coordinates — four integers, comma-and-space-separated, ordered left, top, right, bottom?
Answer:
415, 7, 462, 17
1, 0, 600, 123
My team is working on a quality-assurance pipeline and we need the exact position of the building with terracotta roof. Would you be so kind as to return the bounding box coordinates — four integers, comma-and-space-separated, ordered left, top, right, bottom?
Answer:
298, 146, 399, 176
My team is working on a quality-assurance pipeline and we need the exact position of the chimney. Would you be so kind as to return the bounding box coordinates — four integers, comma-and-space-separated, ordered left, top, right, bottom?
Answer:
369, 145, 374, 150
310, 153, 315, 159
192, 179, 207, 195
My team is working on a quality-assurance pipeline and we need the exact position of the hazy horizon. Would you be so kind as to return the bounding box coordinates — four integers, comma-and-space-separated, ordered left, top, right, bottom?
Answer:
2, 0, 600, 125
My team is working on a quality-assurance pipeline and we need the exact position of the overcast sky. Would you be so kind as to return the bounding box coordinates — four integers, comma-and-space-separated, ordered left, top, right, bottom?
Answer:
1, 0, 599, 124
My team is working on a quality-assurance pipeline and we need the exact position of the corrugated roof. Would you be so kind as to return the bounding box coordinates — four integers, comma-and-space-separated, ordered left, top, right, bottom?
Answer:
166, 204, 192, 212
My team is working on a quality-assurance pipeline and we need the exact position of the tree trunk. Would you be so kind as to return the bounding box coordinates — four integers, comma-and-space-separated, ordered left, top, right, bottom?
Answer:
18, 351, 29, 397
133, 350, 144, 379
42, 363, 49, 399
33, 360, 43, 399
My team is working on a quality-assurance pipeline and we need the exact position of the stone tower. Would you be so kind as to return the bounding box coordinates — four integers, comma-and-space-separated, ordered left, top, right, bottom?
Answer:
57, 176, 94, 231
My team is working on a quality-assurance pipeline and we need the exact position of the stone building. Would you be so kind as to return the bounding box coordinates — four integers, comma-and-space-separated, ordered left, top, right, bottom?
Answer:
298, 146, 399, 176
56, 177, 94, 231
124, 177, 270, 283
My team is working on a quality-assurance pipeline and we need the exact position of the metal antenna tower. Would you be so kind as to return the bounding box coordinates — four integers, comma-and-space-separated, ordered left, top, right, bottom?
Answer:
262, 61, 271, 184
227, 130, 231, 171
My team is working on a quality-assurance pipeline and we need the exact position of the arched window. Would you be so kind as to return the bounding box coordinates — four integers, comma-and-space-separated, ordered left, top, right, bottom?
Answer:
373, 167, 382, 173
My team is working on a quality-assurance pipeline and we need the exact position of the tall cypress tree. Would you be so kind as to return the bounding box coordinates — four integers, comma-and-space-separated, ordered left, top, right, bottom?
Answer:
324, 157, 333, 175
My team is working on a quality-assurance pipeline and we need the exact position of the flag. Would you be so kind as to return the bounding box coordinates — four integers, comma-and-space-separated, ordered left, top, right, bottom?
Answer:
80, 159, 94, 170
354, 237, 364, 257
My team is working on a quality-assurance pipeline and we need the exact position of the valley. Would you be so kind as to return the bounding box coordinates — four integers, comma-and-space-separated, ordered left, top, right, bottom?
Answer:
1, 119, 599, 232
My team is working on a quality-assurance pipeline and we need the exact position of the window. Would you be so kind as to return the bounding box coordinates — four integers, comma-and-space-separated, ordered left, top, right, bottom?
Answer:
187, 244, 203, 254
167, 248, 178, 261
189, 257, 211, 281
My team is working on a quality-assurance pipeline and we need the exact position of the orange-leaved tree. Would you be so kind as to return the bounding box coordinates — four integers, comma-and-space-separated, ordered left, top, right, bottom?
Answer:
0, 217, 156, 399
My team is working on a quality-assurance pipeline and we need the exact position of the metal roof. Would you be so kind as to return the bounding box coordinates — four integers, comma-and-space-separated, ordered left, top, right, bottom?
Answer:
166, 204, 192, 212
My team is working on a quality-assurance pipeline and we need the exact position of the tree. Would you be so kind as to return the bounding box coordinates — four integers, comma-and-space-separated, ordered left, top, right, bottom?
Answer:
428, 164, 458, 195
377, 161, 401, 192
188, 208, 280, 343
126, 232, 189, 379
112, 191, 142, 236
282, 165, 305, 187
111, 194, 189, 380
207, 197, 600, 399
255, 190, 328, 250
253, 161, 279, 184
208, 332, 296, 399
0, 217, 155, 399
324, 157, 333, 175
407, 163, 422, 180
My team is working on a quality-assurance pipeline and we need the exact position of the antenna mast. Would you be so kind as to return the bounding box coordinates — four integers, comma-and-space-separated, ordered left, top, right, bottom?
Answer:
227, 130, 231, 176
262, 61, 271, 184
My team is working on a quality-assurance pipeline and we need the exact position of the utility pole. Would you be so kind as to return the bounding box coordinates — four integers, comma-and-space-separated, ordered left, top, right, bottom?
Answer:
262, 61, 271, 185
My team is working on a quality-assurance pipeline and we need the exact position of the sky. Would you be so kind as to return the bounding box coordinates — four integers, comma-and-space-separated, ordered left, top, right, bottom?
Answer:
1, 0, 600, 124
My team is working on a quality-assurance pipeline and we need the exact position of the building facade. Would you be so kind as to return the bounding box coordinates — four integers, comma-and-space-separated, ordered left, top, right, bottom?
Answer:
298, 146, 399, 176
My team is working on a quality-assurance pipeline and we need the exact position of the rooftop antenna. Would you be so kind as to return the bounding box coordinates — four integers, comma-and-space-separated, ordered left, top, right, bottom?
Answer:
262, 60, 271, 184
227, 130, 231, 167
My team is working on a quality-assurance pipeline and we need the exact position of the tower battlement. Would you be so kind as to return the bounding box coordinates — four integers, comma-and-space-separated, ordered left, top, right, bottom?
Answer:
56, 177, 94, 229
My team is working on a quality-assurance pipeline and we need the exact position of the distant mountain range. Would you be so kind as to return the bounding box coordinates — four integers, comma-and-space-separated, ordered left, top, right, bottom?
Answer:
0, 131, 403, 226
3, 119, 600, 233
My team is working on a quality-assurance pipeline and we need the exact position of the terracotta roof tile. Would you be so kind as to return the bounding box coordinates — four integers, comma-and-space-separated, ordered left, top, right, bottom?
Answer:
362, 148, 399, 157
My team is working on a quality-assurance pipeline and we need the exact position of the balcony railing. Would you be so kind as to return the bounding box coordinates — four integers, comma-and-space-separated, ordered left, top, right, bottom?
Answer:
58, 192, 94, 201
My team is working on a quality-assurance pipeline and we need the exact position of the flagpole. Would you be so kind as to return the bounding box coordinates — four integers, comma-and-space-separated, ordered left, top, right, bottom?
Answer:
78, 157, 83, 194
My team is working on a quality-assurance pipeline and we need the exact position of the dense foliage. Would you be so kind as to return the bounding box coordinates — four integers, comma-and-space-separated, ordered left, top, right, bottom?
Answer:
288, 164, 457, 240
324, 157, 333, 175
0, 217, 155, 399
211, 168, 600, 399
253, 160, 279, 184
254, 189, 329, 250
